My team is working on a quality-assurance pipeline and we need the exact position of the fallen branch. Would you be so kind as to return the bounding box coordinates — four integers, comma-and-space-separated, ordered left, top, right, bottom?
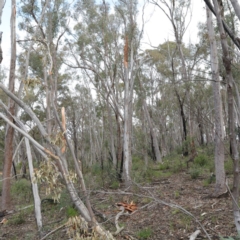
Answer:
40, 223, 66, 240
113, 206, 125, 235
189, 230, 201, 240
93, 189, 211, 240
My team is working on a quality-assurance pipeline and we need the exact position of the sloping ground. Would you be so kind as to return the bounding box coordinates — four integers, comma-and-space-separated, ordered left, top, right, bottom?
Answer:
91, 172, 235, 240
0, 171, 237, 240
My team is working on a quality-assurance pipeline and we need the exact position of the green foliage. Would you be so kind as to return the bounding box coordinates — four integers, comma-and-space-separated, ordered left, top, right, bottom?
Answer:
137, 227, 153, 239
132, 156, 144, 171
174, 191, 180, 199
194, 154, 209, 167
220, 234, 240, 240
203, 174, 216, 187
11, 179, 32, 202
57, 188, 72, 210
34, 160, 67, 202
91, 164, 103, 175
8, 212, 26, 225
203, 179, 210, 187
189, 167, 201, 179
110, 180, 119, 189
159, 161, 170, 170
225, 159, 233, 175
66, 207, 78, 218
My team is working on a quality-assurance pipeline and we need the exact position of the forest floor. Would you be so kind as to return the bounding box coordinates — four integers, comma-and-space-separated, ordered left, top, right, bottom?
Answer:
0, 154, 238, 240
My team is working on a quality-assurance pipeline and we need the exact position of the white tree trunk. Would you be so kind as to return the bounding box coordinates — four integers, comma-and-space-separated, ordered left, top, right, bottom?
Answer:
123, 51, 132, 186
206, 6, 226, 196
212, 0, 240, 231
25, 138, 42, 232
229, 0, 240, 21
2, 0, 16, 211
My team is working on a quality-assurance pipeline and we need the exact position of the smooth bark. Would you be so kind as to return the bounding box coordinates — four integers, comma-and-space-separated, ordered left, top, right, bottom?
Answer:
123, 36, 132, 186
204, 0, 240, 50
25, 138, 42, 232
2, 0, 16, 210
212, 0, 240, 231
206, 6, 226, 196
229, 0, 240, 21
0, 0, 5, 24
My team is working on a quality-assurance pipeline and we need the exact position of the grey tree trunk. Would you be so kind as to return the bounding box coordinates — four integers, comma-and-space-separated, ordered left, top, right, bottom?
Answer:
143, 100, 162, 163
108, 102, 117, 167
25, 138, 42, 232
0, 0, 5, 24
2, 0, 16, 211
0, 99, 115, 238
123, 37, 132, 186
229, 0, 240, 21
206, 6, 226, 196
212, 0, 240, 231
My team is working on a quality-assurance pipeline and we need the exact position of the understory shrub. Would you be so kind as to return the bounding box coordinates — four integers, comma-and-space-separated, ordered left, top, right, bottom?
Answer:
11, 178, 32, 202
189, 167, 201, 179
194, 154, 209, 167
137, 227, 153, 239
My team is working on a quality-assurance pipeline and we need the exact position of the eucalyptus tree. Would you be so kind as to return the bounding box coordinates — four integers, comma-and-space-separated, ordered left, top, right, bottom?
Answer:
0, 0, 5, 63
206, 5, 226, 197
0, 0, 117, 237
211, 0, 240, 231
149, 0, 203, 156
67, 0, 124, 174
66, 0, 142, 185
18, 0, 71, 135
2, 0, 16, 211
230, 0, 240, 21
143, 40, 206, 155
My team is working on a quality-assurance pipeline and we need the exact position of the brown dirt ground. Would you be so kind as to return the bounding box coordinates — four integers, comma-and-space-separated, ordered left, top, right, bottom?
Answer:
0, 171, 237, 240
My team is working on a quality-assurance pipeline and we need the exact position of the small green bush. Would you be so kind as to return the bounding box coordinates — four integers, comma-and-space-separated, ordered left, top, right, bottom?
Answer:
225, 159, 233, 175
132, 156, 143, 171
159, 161, 170, 170
91, 164, 102, 175
8, 212, 26, 225
137, 227, 153, 239
220, 234, 240, 240
11, 179, 32, 202
66, 207, 78, 217
110, 180, 119, 189
203, 179, 210, 187
174, 191, 180, 199
189, 167, 201, 179
194, 154, 208, 167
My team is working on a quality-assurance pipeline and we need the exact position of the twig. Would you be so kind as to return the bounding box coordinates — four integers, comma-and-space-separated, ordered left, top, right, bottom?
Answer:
40, 223, 66, 240
133, 181, 211, 240
226, 179, 240, 210
0, 174, 22, 182
93, 189, 211, 240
